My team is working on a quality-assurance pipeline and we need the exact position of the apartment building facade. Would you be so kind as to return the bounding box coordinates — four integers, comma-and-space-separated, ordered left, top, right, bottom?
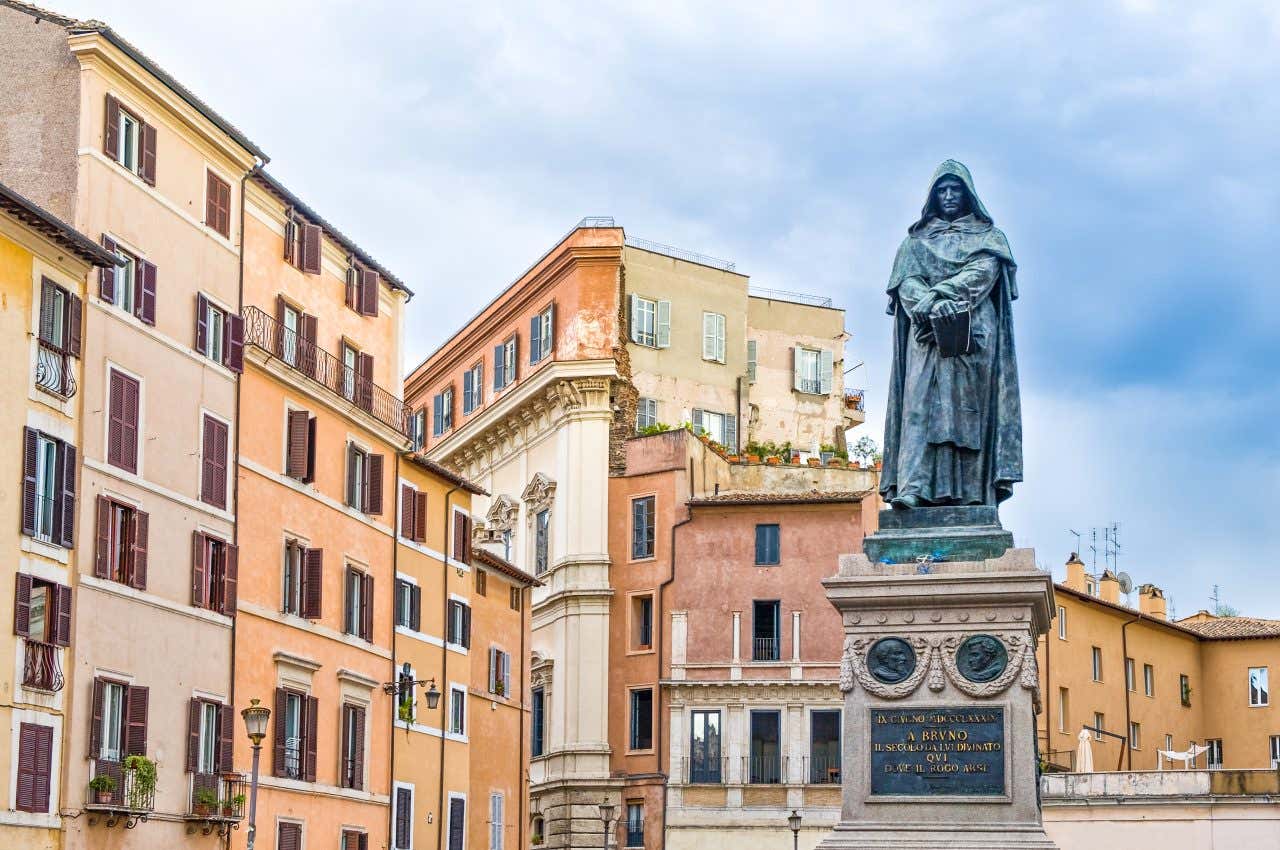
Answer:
1, 181, 116, 850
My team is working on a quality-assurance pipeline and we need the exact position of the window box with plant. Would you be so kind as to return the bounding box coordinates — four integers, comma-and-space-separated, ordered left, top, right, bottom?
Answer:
89, 773, 116, 804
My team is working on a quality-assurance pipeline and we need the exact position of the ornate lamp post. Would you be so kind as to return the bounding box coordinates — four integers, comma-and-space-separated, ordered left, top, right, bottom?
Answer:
598, 799, 616, 850
241, 698, 271, 850
788, 809, 802, 850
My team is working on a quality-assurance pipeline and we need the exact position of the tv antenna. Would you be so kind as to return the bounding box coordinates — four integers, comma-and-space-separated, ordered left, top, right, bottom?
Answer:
1104, 522, 1121, 573
1117, 571, 1134, 596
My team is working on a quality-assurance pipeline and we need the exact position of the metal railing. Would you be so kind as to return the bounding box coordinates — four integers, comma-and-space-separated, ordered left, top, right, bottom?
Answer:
806, 753, 842, 784
746, 754, 786, 785
748, 286, 833, 308
32, 493, 56, 544
625, 236, 737, 272
187, 772, 247, 821
752, 637, 779, 662
86, 760, 156, 813
1042, 749, 1076, 773
242, 306, 410, 436
35, 340, 77, 398
844, 390, 866, 412
22, 639, 64, 692
682, 756, 729, 785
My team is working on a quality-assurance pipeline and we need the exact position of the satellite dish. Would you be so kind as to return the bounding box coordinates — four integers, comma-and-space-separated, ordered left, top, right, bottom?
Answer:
1117, 572, 1134, 595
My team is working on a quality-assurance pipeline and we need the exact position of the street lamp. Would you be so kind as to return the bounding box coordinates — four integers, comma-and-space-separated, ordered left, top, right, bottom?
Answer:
382, 662, 441, 712
788, 809, 802, 850
241, 698, 271, 850
598, 799, 616, 850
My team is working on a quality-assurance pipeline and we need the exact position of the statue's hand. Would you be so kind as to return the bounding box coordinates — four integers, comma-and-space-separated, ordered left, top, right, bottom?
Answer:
932, 300, 958, 321
914, 323, 935, 345
910, 293, 938, 325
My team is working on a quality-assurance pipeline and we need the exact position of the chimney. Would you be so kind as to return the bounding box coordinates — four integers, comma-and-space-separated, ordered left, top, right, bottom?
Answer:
1138, 584, 1167, 620
1098, 570, 1121, 604
1063, 553, 1087, 592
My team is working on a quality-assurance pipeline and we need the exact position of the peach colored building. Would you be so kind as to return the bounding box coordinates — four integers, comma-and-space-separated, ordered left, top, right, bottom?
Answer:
0, 180, 116, 850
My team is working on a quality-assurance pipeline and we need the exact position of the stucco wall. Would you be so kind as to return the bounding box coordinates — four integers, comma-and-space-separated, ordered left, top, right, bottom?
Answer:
1199, 639, 1280, 768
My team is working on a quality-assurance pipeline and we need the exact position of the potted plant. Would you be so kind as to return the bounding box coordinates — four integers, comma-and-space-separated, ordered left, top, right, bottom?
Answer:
123, 755, 157, 809
495, 680, 506, 697
765, 455, 781, 465
726, 454, 741, 463
223, 793, 245, 817
745, 453, 761, 463
398, 700, 415, 724
807, 457, 822, 467
89, 773, 116, 804
193, 787, 218, 818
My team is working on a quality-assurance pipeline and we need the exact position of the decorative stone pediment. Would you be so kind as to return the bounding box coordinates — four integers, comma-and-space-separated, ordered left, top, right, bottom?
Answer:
530, 652, 553, 689
487, 495, 520, 532
521, 473, 557, 512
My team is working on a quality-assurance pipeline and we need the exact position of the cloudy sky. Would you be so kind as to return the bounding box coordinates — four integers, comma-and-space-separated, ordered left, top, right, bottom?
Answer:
57, 1, 1280, 615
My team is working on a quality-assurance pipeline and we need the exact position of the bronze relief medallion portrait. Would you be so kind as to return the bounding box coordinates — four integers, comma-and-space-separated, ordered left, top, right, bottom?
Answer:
957, 634, 1008, 682
867, 637, 916, 684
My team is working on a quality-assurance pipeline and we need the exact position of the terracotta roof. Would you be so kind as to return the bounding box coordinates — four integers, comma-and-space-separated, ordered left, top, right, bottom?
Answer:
400, 453, 487, 496
473, 549, 542, 588
1178, 616, 1280, 640
0, 2, 269, 162
688, 489, 873, 507
0, 179, 120, 267
1053, 583, 1204, 639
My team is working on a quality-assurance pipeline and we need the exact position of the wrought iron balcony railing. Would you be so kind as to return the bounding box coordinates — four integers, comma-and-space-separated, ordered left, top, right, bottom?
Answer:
681, 756, 728, 785
35, 340, 77, 398
752, 637, 779, 662
806, 752, 842, 784
241, 306, 410, 436
22, 639, 64, 692
86, 759, 156, 817
187, 772, 247, 823
844, 389, 866, 412
745, 753, 786, 785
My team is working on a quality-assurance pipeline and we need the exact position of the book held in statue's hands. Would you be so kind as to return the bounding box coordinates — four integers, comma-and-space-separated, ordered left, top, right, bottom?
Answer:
930, 305, 973, 358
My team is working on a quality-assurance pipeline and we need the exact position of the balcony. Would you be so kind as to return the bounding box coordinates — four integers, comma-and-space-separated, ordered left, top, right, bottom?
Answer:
22, 639, 64, 692
35, 340, 77, 399
86, 759, 156, 828
682, 756, 728, 785
806, 753, 841, 785
752, 637, 779, 662
844, 389, 866, 412
185, 772, 247, 837
241, 305, 410, 436
746, 753, 786, 785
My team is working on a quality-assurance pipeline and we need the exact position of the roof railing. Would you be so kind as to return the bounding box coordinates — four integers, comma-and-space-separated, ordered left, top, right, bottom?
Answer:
748, 286, 834, 308
624, 236, 737, 272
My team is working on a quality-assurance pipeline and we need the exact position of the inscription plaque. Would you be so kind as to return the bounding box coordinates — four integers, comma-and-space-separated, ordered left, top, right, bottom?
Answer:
869, 706, 1005, 797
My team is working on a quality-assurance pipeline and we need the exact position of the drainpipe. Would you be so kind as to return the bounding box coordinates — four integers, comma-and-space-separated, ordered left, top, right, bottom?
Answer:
518, 579, 528, 850
228, 165, 252, 750
1121, 616, 1140, 771
437, 485, 460, 850
390, 454, 401, 849
656, 478, 693, 850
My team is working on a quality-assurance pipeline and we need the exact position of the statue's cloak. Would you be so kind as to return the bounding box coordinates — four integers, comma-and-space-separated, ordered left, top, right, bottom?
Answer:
880, 160, 1023, 505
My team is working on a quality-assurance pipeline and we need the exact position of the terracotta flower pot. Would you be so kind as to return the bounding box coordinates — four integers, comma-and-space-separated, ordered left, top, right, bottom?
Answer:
96, 789, 113, 804
727, 455, 741, 463
766, 456, 781, 465
807, 458, 822, 467
746, 454, 761, 463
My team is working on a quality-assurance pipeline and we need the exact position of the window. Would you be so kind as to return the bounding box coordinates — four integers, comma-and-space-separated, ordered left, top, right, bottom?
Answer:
192, 531, 237, 615
22, 428, 75, 548
448, 797, 466, 850
283, 211, 322, 274
702, 311, 726, 362
746, 339, 757, 383
632, 595, 653, 650
1144, 664, 1155, 697
447, 600, 471, 648
1270, 735, 1280, 769
1091, 646, 1103, 682
749, 710, 781, 784
534, 509, 550, 575
99, 680, 127, 761
793, 346, 833, 395
346, 443, 384, 515
274, 688, 317, 781
531, 687, 545, 757
625, 802, 643, 848
285, 409, 315, 482
475, 569, 487, 596
490, 793, 505, 850
1057, 688, 1069, 733
1086, 577, 1097, 596
107, 368, 141, 473
1125, 657, 1135, 692
346, 263, 380, 317
1093, 712, 1105, 742
36, 277, 81, 397
1166, 733, 1174, 753
1181, 674, 1192, 707
394, 786, 414, 849
400, 484, 428, 543
279, 301, 301, 367
342, 830, 369, 850
197, 701, 219, 774
1206, 738, 1223, 769
409, 408, 426, 451
449, 686, 466, 736
488, 648, 511, 697
1057, 605, 1067, 640
432, 386, 454, 436
755, 524, 780, 566
194, 294, 244, 373
91, 677, 147, 767
631, 496, 655, 559
16, 723, 53, 813
94, 496, 148, 589
200, 415, 230, 509
629, 688, 653, 750
630, 295, 658, 347
451, 510, 472, 564
810, 709, 841, 784
205, 300, 226, 363
463, 362, 483, 415
635, 397, 658, 431
340, 703, 366, 789
509, 585, 521, 611
494, 335, 517, 391
531, 816, 545, 847
118, 108, 140, 171
396, 579, 421, 630
99, 239, 156, 325
14, 574, 72, 650
342, 343, 358, 402
1129, 722, 1141, 750
277, 822, 303, 850
753, 600, 781, 661
1250, 667, 1270, 706
344, 568, 373, 641
204, 169, 232, 237
689, 710, 722, 783
103, 96, 155, 183
530, 304, 554, 364
691, 408, 736, 449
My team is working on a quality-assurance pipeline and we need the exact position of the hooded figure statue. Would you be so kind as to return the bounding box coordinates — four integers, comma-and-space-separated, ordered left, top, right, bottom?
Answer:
880, 160, 1022, 509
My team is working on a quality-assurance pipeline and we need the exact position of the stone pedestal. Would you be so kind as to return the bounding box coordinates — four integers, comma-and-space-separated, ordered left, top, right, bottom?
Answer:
817, 544, 1057, 849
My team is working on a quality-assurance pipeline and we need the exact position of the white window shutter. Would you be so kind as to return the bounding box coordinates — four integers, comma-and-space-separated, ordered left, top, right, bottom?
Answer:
657, 300, 671, 348
747, 339, 757, 382
502, 652, 511, 696
628, 294, 640, 343
792, 346, 803, 391
702, 313, 714, 360
726, 413, 738, 452
820, 348, 834, 394
715, 314, 725, 362
488, 648, 497, 692
691, 408, 704, 436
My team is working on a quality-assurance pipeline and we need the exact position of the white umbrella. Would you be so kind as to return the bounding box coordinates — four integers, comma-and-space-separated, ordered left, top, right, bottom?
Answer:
1076, 728, 1094, 772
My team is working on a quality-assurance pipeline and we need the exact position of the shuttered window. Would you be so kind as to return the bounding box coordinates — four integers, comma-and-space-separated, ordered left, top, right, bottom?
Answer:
340, 703, 366, 790
451, 511, 472, 564
489, 793, 505, 850
194, 294, 244, 372
277, 821, 302, 850
286, 409, 314, 481
99, 239, 155, 324
493, 335, 518, 391
463, 362, 483, 415
447, 600, 471, 648
284, 210, 323, 274
755, 524, 781, 566
200, 415, 230, 509
347, 262, 381, 317
191, 531, 238, 615
530, 304, 555, 363
186, 698, 233, 778
394, 786, 414, 849
342, 830, 369, 850
631, 496, 655, 560
691, 409, 737, 451
346, 444, 383, 515
432, 386, 454, 436
344, 567, 374, 641
395, 579, 422, 631
487, 648, 511, 697
94, 496, 148, 589
205, 170, 231, 238
635, 398, 658, 431
747, 339, 757, 383
448, 797, 466, 850
90, 677, 148, 764
793, 346, 833, 395
14, 574, 72, 646
21, 427, 77, 548
103, 94, 156, 184
107, 369, 141, 473
16, 723, 53, 813
36, 277, 82, 397
702, 311, 726, 362
273, 688, 318, 781
449, 686, 466, 736
400, 484, 428, 543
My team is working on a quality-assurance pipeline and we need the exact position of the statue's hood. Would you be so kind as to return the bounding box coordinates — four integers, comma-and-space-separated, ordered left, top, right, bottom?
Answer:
910, 160, 993, 235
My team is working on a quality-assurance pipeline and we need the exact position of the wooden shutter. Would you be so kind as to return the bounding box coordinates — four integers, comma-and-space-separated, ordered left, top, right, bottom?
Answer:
792, 346, 803, 391
446, 600, 457, 643
202, 416, 229, 509
104, 94, 121, 160
413, 492, 428, 543
278, 822, 301, 850
54, 584, 72, 646
448, 797, 466, 850
819, 348, 834, 394
123, 373, 139, 472
272, 688, 287, 776
100, 236, 117, 302
452, 512, 465, 561
205, 171, 218, 234
303, 694, 318, 781
14, 573, 33, 637
218, 702, 234, 773
530, 314, 541, 363
502, 651, 511, 696
94, 496, 111, 578
725, 413, 738, 453
107, 371, 124, 469
286, 410, 310, 479
195, 294, 209, 355
138, 259, 157, 324
191, 531, 207, 607
125, 684, 149, 756
657, 299, 672, 347
224, 313, 244, 373
58, 442, 77, 548
488, 648, 497, 692
89, 677, 106, 756
16, 724, 53, 814
351, 705, 366, 789
395, 786, 412, 848
357, 352, 374, 411
206, 171, 231, 238
186, 698, 202, 772
21, 427, 38, 536
367, 454, 384, 515
493, 343, 504, 389
345, 264, 358, 309
300, 314, 319, 377
359, 573, 373, 641
129, 509, 149, 590
400, 485, 414, 538
461, 603, 472, 648
67, 293, 83, 357
301, 223, 322, 274
301, 548, 323, 619
346, 444, 358, 508
360, 268, 379, 317
222, 544, 238, 616
410, 584, 421, 631
140, 122, 157, 185
304, 416, 317, 483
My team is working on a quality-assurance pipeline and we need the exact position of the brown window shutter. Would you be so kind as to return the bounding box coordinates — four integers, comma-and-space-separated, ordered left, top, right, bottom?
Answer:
125, 684, 149, 756
222, 544, 238, 616
129, 509, 149, 590
345, 264, 358, 310
352, 705, 366, 789
274, 294, 288, 357
302, 548, 323, 619
206, 171, 231, 238
452, 512, 465, 561
191, 531, 207, 607
400, 484, 414, 538
201, 416, 228, 509
140, 122, 157, 185
205, 172, 217, 232
395, 787, 412, 848
103, 94, 120, 160
224, 313, 244, 373
57, 442, 76, 549
138, 260, 157, 325
122, 372, 140, 472
413, 492, 428, 543
278, 822, 300, 850
283, 216, 297, 265
346, 444, 358, 508
54, 584, 72, 646
67, 293, 83, 357
107, 371, 123, 468
360, 268, 379, 317
463, 515, 472, 563
99, 236, 118, 302
360, 573, 373, 640
218, 702, 234, 773
301, 224, 323, 274
17, 723, 53, 813
21, 427, 38, 536
195, 293, 209, 355
186, 698, 201, 772
304, 416, 317, 483
300, 314, 319, 377
357, 352, 374, 411
272, 688, 287, 776
89, 677, 105, 756
286, 410, 310, 478
461, 602, 471, 648
303, 694, 318, 781
367, 454, 384, 515
14, 573, 33, 637
410, 584, 421, 631
94, 496, 111, 578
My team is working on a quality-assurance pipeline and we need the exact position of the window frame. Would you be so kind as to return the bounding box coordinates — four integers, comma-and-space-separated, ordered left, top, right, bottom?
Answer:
533, 508, 550, 576
808, 708, 842, 784
1057, 605, 1067, 640
702, 311, 726, 363
449, 684, 467, 737
1249, 666, 1269, 707
754, 523, 780, 566
463, 361, 484, 415
689, 709, 722, 784
795, 346, 824, 394
1091, 646, 1103, 682
1129, 721, 1141, 750
752, 600, 782, 662
632, 296, 657, 347
628, 686, 654, 752
1092, 711, 1105, 742
625, 801, 644, 848
530, 686, 545, 758
635, 397, 658, 431
630, 495, 656, 561
117, 107, 141, 173
1143, 663, 1155, 697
